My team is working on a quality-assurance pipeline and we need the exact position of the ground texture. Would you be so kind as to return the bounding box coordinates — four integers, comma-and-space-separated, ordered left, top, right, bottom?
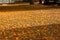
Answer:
0, 4, 60, 40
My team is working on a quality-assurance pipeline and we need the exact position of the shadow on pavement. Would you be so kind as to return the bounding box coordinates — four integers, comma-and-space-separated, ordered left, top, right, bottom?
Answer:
0, 4, 60, 12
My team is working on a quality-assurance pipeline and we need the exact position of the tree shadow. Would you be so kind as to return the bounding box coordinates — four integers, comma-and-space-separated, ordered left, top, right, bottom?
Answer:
0, 23, 60, 40
0, 4, 60, 12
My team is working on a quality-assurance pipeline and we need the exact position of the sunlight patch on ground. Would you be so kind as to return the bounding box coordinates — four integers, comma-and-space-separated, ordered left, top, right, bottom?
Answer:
0, 9, 60, 29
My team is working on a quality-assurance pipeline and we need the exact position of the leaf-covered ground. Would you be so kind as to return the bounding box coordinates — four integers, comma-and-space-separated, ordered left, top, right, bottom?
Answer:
0, 5, 60, 40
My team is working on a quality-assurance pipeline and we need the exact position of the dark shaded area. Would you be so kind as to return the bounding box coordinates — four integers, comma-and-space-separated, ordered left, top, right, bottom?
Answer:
29, 0, 34, 5
0, 24, 60, 40
0, 4, 60, 12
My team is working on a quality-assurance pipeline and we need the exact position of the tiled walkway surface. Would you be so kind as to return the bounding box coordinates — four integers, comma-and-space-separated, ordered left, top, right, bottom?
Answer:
0, 9, 60, 40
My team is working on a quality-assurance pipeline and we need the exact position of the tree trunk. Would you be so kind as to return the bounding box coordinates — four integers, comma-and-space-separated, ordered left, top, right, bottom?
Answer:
23, 0, 25, 2
39, 0, 42, 4
29, 0, 34, 5
54, 0, 57, 3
